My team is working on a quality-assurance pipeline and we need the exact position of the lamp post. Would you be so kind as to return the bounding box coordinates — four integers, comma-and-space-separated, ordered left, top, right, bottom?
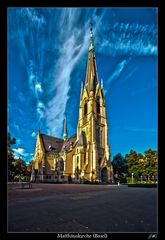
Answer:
53, 158, 55, 182
141, 175, 143, 184
131, 173, 134, 184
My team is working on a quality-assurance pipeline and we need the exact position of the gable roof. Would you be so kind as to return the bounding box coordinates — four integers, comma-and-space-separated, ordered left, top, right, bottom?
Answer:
41, 134, 64, 152
61, 134, 77, 152
40, 133, 77, 153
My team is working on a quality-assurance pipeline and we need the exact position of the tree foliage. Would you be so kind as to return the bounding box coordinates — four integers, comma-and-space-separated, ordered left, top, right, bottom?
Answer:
125, 149, 158, 183
125, 150, 144, 177
112, 153, 127, 183
143, 149, 158, 180
8, 133, 16, 181
112, 149, 158, 183
8, 132, 33, 182
26, 160, 34, 178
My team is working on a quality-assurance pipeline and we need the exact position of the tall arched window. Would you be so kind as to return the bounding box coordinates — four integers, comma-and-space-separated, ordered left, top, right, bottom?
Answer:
60, 159, 64, 171
96, 96, 100, 114
96, 125, 100, 145
84, 153, 86, 164
84, 102, 87, 115
100, 129, 102, 147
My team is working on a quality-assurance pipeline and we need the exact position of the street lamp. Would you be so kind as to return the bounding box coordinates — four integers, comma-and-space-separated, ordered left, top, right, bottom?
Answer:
141, 175, 143, 184
131, 173, 134, 184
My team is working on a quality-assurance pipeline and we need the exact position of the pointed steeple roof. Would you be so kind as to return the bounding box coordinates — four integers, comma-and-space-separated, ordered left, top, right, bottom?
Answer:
63, 117, 68, 140
85, 26, 99, 94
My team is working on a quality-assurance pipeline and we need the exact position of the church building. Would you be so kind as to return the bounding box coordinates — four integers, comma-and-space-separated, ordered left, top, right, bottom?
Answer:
31, 27, 113, 183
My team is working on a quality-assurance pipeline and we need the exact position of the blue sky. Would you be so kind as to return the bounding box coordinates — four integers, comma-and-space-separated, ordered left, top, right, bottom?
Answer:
8, 8, 158, 163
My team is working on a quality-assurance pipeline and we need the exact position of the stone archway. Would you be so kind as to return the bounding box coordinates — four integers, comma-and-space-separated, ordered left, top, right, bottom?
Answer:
101, 167, 108, 183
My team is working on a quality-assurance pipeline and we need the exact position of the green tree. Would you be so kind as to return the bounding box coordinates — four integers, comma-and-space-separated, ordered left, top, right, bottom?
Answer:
112, 153, 127, 183
125, 150, 144, 182
8, 133, 16, 181
143, 149, 158, 182
26, 160, 34, 180
8, 133, 30, 182
125, 149, 158, 183
13, 158, 27, 181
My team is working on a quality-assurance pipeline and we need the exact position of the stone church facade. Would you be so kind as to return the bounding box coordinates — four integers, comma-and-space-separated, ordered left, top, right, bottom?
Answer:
31, 28, 113, 183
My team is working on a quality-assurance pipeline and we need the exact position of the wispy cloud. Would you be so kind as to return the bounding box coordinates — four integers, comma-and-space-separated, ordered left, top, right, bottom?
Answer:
35, 83, 43, 93
107, 58, 130, 84
125, 127, 157, 133
31, 131, 36, 138
13, 122, 19, 131
124, 67, 137, 81
45, 9, 93, 136
13, 147, 34, 161
16, 138, 22, 145
97, 22, 157, 56
9, 8, 47, 121
8, 8, 157, 138
36, 101, 45, 120
18, 92, 25, 102
114, 125, 157, 133
20, 8, 46, 26
130, 78, 157, 96
104, 58, 131, 95
13, 148, 29, 158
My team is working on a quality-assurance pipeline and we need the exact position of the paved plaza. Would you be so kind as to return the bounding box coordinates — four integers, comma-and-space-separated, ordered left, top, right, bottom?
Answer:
8, 183, 157, 233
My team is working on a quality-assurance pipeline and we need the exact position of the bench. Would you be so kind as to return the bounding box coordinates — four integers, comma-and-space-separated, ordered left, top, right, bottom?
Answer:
21, 182, 32, 189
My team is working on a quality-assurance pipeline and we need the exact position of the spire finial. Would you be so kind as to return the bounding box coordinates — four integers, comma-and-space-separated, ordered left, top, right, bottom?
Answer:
89, 22, 94, 51
90, 21, 93, 33
38, 127, 40, 134
63, 117, 68, 141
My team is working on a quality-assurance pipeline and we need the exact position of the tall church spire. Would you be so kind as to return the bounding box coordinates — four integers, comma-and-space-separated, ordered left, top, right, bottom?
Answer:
63, 117, 68, 141
85, 25, 98, 94
89, 24, 94, 51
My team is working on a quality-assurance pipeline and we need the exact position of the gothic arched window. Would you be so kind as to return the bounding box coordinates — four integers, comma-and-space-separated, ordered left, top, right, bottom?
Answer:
96, 96, 100, 114
77, 156, 79, 165
84, 102, 87, 115
96, 125, 100, 145
60, 159, 64, 171
100, 129, 102, 147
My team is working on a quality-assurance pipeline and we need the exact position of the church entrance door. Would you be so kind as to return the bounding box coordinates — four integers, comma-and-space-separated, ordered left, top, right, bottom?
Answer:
101, 167, 108, 183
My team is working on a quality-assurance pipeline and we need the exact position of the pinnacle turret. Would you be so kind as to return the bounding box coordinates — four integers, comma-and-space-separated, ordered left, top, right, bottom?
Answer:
63, 117, 68, 141
85, 25, 98, 93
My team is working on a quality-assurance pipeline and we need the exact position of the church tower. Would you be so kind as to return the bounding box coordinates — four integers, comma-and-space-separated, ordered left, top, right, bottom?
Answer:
32, 26, 112, 183
75, 26, 111, 183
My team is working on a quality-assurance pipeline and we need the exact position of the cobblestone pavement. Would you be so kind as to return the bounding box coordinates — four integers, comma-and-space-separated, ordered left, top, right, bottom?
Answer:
8, 184, 157, 233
